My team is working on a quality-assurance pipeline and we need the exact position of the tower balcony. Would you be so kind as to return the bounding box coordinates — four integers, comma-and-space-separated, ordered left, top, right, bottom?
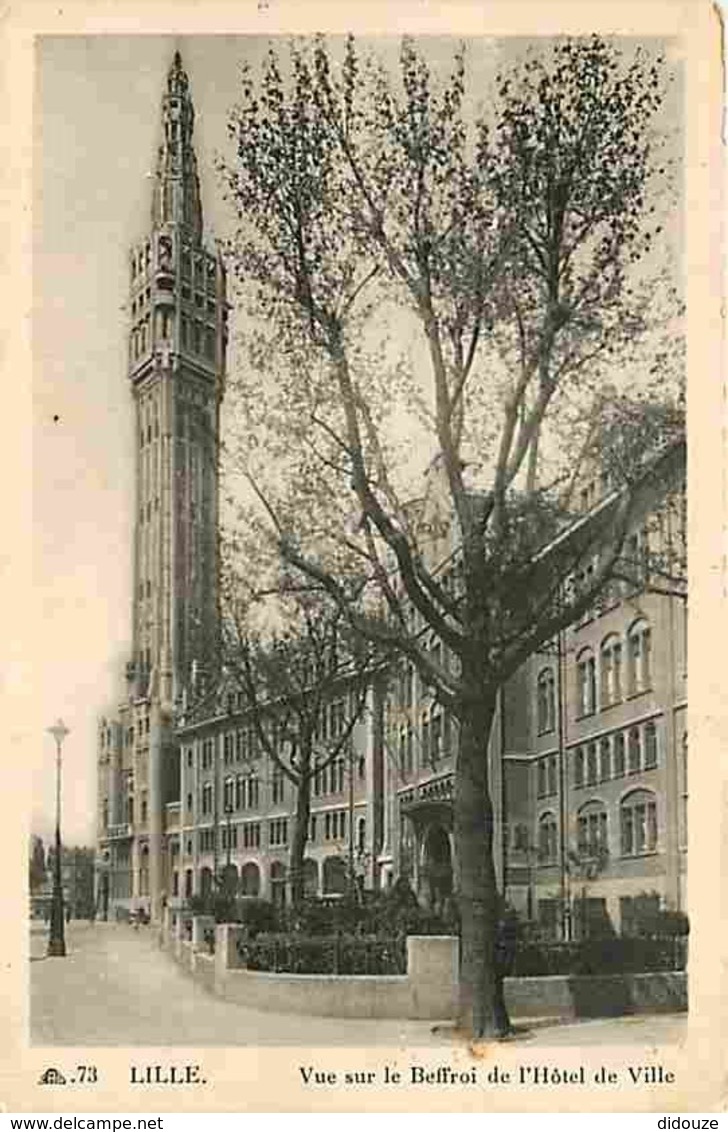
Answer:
107, 822, 133, 840
155, 270, 175, 294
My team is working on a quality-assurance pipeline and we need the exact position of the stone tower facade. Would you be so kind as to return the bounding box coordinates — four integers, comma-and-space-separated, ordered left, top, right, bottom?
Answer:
97, 52, 227, 922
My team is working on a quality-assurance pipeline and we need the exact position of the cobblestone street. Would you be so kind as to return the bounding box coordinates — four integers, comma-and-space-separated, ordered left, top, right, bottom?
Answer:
30, 922, 686, 1048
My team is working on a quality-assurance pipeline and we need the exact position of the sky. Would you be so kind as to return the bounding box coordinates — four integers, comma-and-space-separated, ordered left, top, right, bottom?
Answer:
31, 32, 682, 847
30, 35, 490, 846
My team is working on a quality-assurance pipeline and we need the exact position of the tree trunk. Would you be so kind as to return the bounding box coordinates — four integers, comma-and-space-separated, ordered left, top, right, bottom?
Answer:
289, 768, 312, 907
454, 687, 512, 1039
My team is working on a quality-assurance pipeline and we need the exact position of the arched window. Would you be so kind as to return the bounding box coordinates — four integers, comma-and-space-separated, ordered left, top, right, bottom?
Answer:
270, 860, 287, 906
576, 649, 596, 716
221, 862, 238, 896
600, 635, 623, 707
223, 777, 234, 811
322, 856, 347, 895
628, 726, 641, 774
576, 801, 608, 858
240, 862, 260, 897
627, 619, 652, 695
537, 668, 556, 734
538, 812, 558, 863
620, 789, 658, 856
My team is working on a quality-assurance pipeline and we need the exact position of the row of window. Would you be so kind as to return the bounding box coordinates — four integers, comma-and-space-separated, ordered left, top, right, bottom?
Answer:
535, 720, 659, 797
130, 242, 152, 279
313, 758, 345, 797
131, 232, 216, 287
183, 812, 366, 858
573, 721, 658, 787
197, 719, 362, 774
576, 621, 652, 717
392, 649, 452, 716
324, 810, 347, 841
307, 813, 366, 850
139, 415, 160, 448
170, 856, 347, 901
537, 789, 658, 863
130, 311, 216, 365
395, 711, 455, 777
191, 764, 365, 818
269, 818, 288, 847
536, 619, 653, 733
180, 247, 217, 288
139, 498, 160, 524
192, 822, 269, 855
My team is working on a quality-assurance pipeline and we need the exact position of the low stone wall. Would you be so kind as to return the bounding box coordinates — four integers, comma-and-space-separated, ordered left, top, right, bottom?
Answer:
214, 926, 456, 1020
159, 918, 686, 1022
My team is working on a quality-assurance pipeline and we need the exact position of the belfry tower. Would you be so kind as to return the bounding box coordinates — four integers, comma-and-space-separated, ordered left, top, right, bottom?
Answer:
97, 52, 228, 921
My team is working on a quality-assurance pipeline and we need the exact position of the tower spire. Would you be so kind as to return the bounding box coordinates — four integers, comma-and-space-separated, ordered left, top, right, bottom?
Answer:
151, 50, 203, 238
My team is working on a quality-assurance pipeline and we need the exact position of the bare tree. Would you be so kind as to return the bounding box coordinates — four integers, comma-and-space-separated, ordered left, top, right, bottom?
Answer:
220, 34, 684, 1038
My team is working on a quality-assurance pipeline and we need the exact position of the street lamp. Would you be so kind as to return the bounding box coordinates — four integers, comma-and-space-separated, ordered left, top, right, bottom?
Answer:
224, 802, 234, 897
46, 719, 69, 957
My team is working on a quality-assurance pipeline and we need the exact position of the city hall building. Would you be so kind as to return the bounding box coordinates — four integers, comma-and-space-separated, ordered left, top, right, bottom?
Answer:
96, 54, 687, 939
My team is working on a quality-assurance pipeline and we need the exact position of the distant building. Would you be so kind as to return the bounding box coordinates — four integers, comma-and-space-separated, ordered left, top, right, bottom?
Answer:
32, 845, 96, 920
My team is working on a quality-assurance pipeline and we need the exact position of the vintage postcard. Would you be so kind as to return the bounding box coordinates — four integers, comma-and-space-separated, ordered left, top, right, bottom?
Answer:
1, 0, 725, 1115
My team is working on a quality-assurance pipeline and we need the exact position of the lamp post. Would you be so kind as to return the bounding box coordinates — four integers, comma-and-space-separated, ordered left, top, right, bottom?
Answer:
224, 801, 233, 893
47, 719, 69, 957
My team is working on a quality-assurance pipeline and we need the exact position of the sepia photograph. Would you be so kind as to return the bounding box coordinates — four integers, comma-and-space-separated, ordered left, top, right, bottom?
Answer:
4, 0, 723, 1114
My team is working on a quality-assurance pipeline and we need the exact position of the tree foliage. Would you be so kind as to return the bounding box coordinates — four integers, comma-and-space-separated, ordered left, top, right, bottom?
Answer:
220, 33, 684, 1038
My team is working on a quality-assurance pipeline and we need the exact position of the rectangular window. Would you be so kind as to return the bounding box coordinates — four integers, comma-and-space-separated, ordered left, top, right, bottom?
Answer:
644, 721, 658, 769
586, 743, 598, 786
574, 747, 585, 788
537, 759, 547, 798
599, 737, 611, 781
272, 767, 285, 805
628, 727, 641, 774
